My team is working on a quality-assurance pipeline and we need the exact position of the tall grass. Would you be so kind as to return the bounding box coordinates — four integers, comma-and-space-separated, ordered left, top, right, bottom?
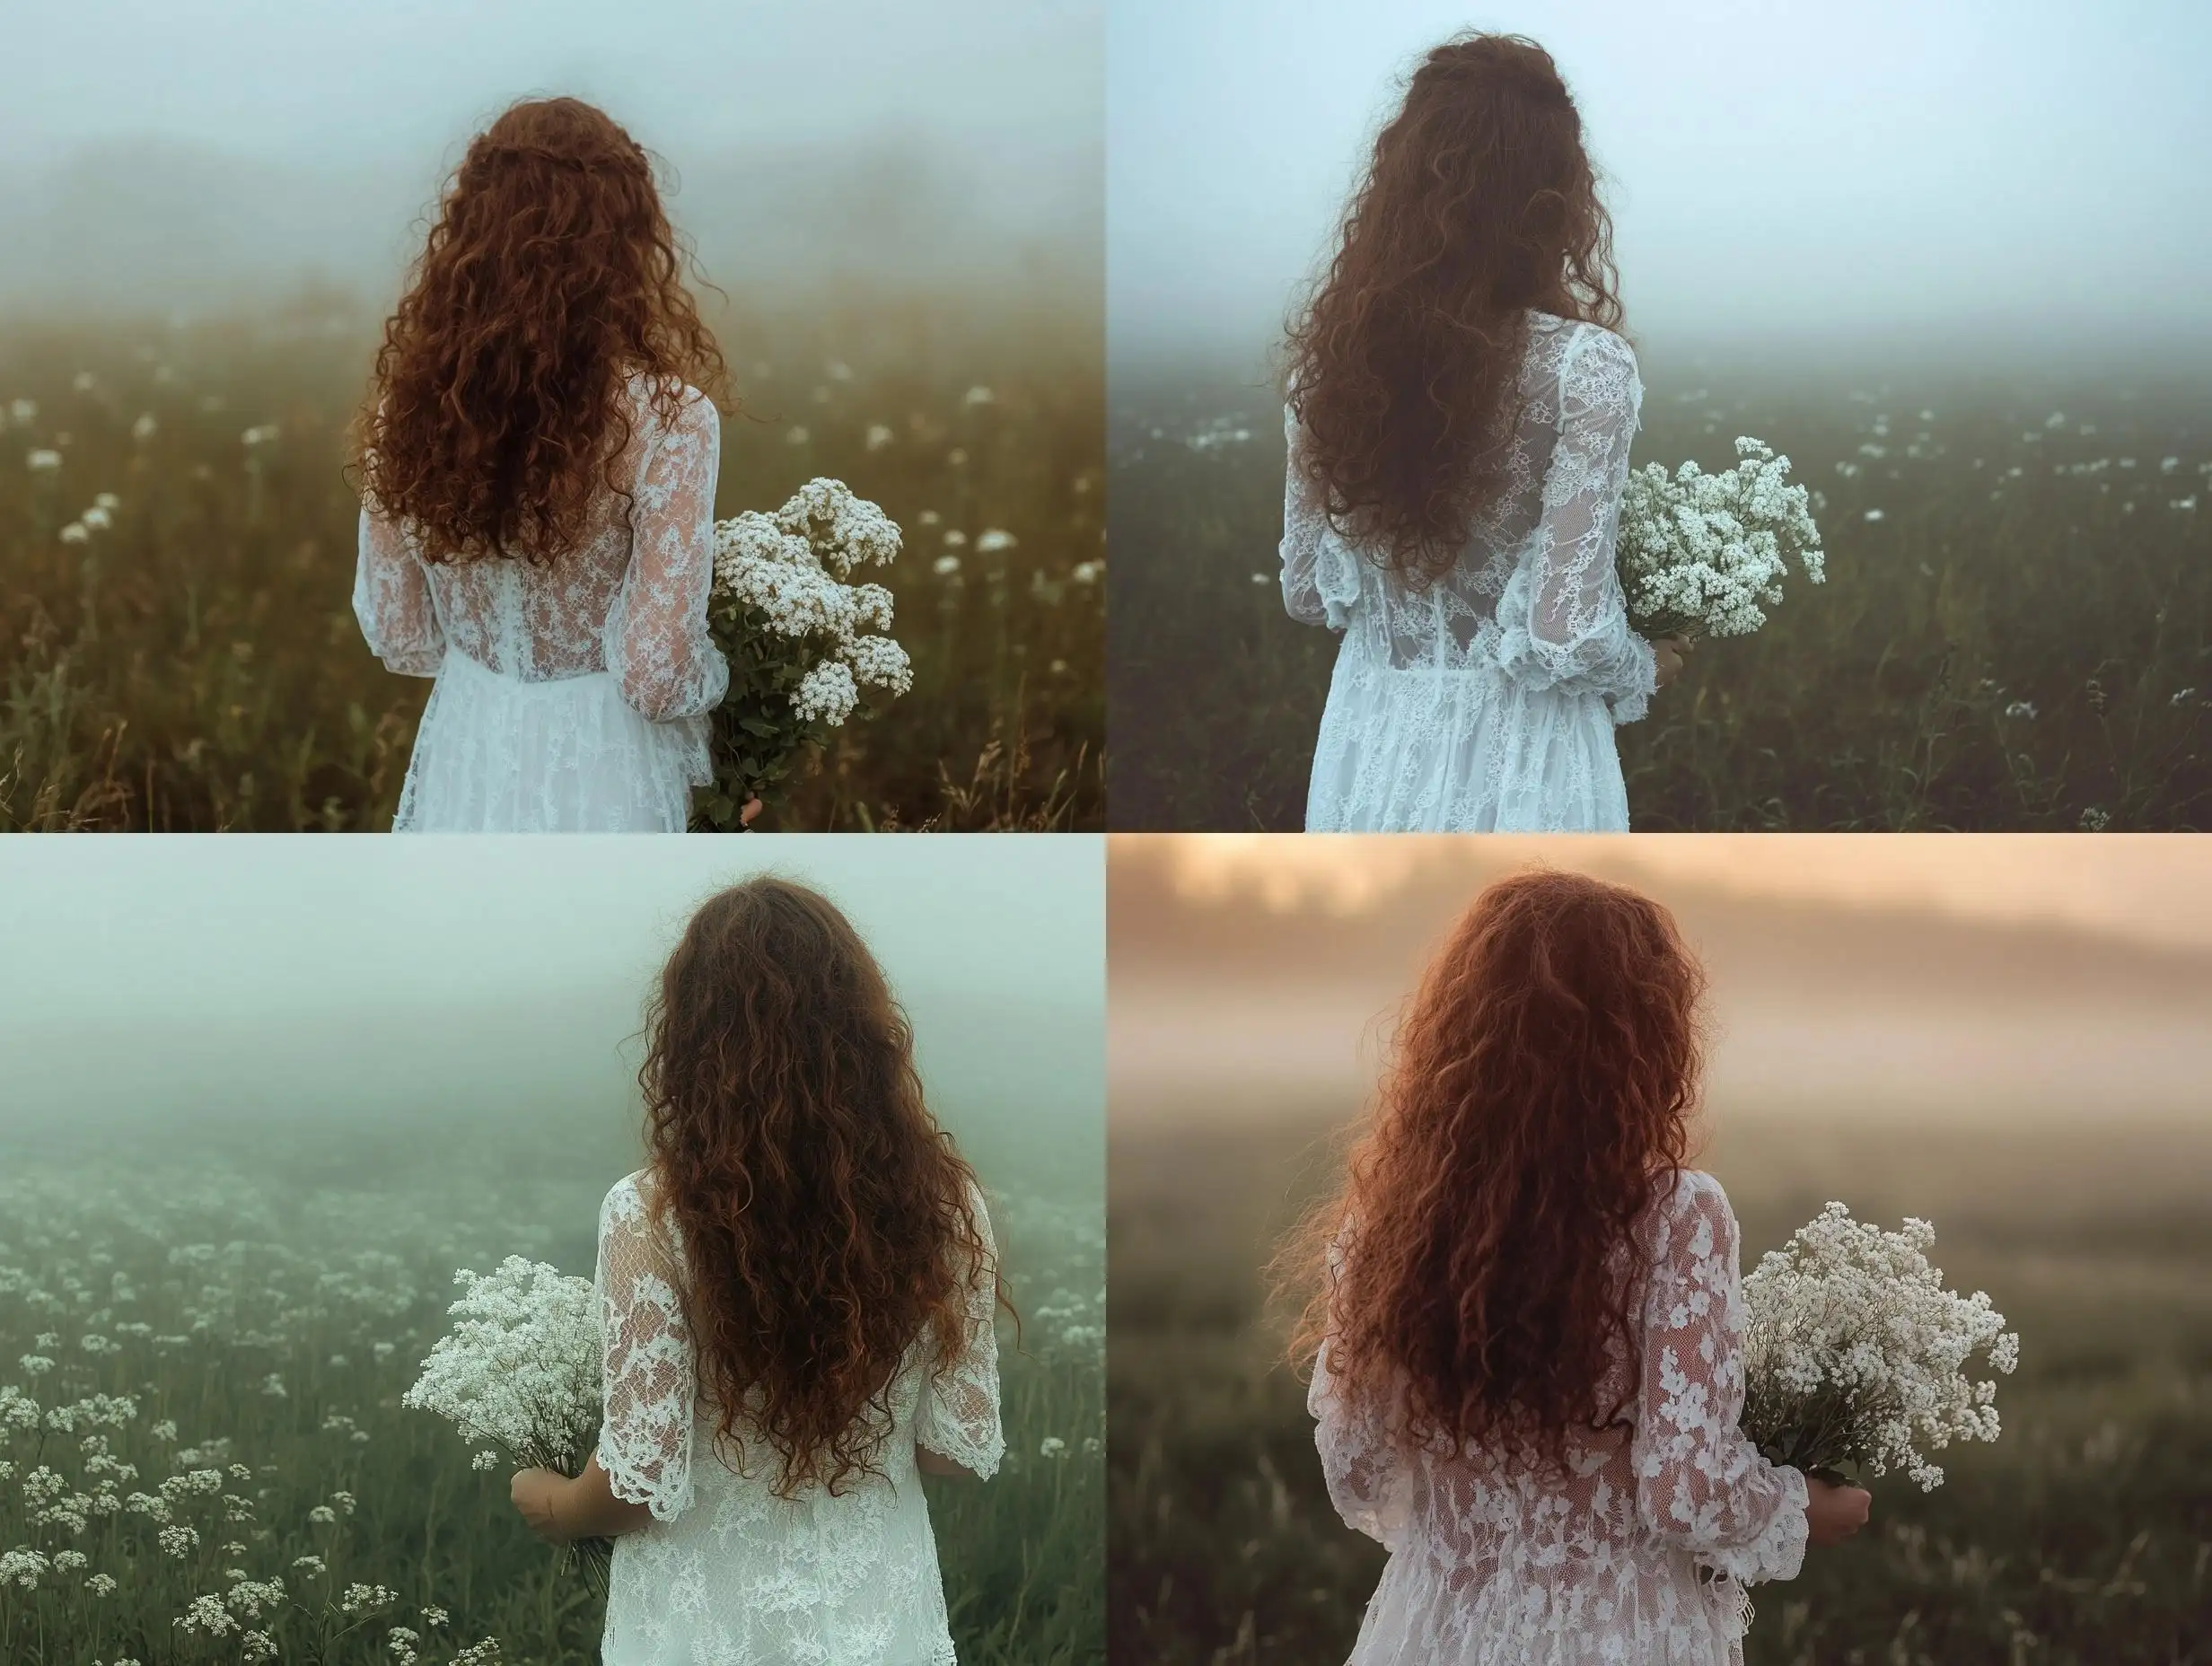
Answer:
1108, 371, 2212, 829
0, 289, 1102, 831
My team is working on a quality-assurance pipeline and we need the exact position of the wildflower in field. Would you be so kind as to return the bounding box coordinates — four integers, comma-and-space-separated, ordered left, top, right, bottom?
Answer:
1863, 508, 1885, 522
2080, 807, 2111, 831
976, 529, 1018, 554
308, 1504, 338, 1525
2172, 688, 2199, 706
1039, 1436, 1066, 1459
390, 1626, 423, 1664
225, 1577, 285, 1618
176, 1593, 239, 1635
1, 1548, 50, 1589
149, 1419, 177, 1441
943, 529, 969, 550
934, 556, 961, 577
52, 1550, 87, 1574
452, 1642, 505, 1666
293, 1555, 326, 1575
332, 1490, 357, 1515
132, 413, 157, 442
26, 449, 61, 474
1251, 572, 1268, 584
241, 1634, 278, 1663
1742, 1205, 2017, 1491
963, 385, 996, 408
261, 1372, 286, 1398
786, 425, 810, 445
73, 371, 96, 392
241, 425, 279, 449
342, 1582, 398, 1615
2004, 701, 2038, 720
158, 1525, 200, 1557
1072, 561, 1102, 585
373, 1341, 396, 1360
9, 398, 34, 423
423, 1605, 450, 1628
18, 1353, 55, 1373
2172, 495, 2198, 511
865, 424, 894, 451
86, 1572, 118, 1595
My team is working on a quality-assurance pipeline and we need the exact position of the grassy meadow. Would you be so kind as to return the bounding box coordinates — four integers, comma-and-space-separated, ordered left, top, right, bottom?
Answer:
1109, 1109, 2212, 1666
0, 290, 1103, 831
1108, 368, 2212, 830
0, 1139, 1106, 1665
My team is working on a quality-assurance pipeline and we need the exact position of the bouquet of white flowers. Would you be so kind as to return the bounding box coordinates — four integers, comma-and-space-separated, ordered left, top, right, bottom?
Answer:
699, 478, 915, 829
1741, 1205, 2019, 1492
1616, 437, 1824, 642
402, 1258, 610, 1587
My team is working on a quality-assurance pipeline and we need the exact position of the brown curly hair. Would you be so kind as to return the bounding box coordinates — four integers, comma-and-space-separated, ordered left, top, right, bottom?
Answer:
1286, 35, 1623, 584
1277, 870, 1704, 1472
357, 97, 729, 565
639, 877, 1007, 1498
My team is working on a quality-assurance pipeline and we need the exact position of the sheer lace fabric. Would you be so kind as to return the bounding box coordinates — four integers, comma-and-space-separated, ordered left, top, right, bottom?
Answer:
593, 1171, 1005, 1666
353, 376, 729, 831
1311, 1171, 1808, 1666
1282, 313, 1658, 832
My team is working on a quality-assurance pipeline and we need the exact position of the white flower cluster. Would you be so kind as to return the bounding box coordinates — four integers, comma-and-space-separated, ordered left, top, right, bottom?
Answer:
400, 1258, 600, 1474
1616, 437, 1825, 641
1742, 1204, 2019, 1491
710, 478, 913, 728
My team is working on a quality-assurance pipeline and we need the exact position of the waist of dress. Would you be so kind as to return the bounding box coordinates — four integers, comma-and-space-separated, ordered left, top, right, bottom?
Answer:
438, 645, 615, 688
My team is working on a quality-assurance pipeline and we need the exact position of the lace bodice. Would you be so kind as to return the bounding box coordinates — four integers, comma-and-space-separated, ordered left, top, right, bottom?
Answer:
1311, 1171, 1808, 1666
354, 377, 729, 723
593, 1171, 1005, 1666
1282, 311, 1655, 716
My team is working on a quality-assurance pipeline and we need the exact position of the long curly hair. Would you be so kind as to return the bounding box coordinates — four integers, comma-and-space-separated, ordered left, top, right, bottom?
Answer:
638, 877, 1005, 1498
357, 97, 729, 565
1286, 35, 1623, 584
1278, 870, 1705, 1471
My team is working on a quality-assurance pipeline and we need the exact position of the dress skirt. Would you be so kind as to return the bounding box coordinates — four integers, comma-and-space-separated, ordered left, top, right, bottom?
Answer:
394, 648, 712, 832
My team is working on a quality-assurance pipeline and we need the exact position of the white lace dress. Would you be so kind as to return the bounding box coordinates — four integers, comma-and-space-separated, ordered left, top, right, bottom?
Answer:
1281, 312, 1657, 832
1311, 1170, 1809, 1666
353, 377, 729, 831
593, 1171, 1005, 1666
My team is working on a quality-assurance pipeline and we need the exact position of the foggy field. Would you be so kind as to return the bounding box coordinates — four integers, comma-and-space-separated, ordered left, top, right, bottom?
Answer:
1107, 1110, 2212, 1666
0, 1138, 1105, 1665
1107, 370, 2212, 831
0, 295, 1103, 831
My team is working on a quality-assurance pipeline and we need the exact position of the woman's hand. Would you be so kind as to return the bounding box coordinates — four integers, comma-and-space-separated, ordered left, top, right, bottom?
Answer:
1653, 638, 1690, 689
511, 1468, 575, 1545
1804, 1475, 1872, 1547
740, 797, 762, 828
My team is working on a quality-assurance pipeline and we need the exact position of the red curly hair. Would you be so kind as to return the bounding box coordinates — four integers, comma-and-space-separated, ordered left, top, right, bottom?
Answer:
639, 877, 1007, 1498
1280, 870, 1704, 1470
1286, 34, 1622, 583
357, 97, 729, 565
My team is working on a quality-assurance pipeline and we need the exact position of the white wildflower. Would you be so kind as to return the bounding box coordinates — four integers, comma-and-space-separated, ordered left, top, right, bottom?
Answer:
1742, 1204, 2017, 1492
1039, 1436, 1067, 1459
132, 413, 157, 443
934, 555, 961, 577
403, 1259, 599, 1472
1616, 437, 1824, 641
175, 1593, 238, 1635
975, 528, 1018, 555
865, 423, 894, 452
342, 1583, 397, 1616
158, 1525, 200, 1557
792, 660, 860, 725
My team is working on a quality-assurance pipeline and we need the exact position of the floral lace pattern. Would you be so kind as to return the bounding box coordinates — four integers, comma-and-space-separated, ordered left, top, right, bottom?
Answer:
353, 376, 729, 831
593, 1172, 1005, 1666
1312, 1171, 1808, 1666
1283, 313, 1659, 832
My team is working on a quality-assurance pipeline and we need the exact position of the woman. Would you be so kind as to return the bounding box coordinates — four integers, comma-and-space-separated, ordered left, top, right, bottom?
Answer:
1278, 871, 1870, 1665
354, 97, 752, 831
1281, 37, 1686, 832
507, 878, 1007, 1662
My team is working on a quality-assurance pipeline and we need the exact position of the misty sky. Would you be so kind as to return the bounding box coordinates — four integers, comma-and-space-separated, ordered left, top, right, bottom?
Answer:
0, 0, 1101, 309
0, 836, 1102, 1147
1109, 0, 2212, 372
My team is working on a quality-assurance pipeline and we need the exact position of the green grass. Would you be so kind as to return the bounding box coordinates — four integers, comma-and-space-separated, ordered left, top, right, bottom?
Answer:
0, 1146, 1104, 1665
1108, 1109, 2212, 1665
1108, 370, 2212, 830
0, 287, 1103, 831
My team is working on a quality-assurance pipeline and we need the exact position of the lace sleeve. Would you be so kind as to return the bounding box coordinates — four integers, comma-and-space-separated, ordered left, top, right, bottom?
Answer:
1495, 324, 1657, 723
915, 1182, 1005, 1479
1631, 1172, 1809, 1586
1308, 1232, 1409, 1549
604, 386, 731, 722
352, 504, 444, 677
595, 1174, 695, 1523
1280, 405, 1361, 629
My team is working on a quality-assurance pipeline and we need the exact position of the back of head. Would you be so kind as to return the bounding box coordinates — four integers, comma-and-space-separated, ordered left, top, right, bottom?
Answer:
1286, 34, 1622, 583
1282, 869, 1704, 1469
359, 96, 727, 565
640, 877, 994, 1497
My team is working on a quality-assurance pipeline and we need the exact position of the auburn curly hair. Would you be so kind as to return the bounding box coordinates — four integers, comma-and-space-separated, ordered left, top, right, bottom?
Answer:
1278, 869, 1705, 1472
1286, 34, 1623, 584
357, 97, 729, 565
639, 877, 1007, 1498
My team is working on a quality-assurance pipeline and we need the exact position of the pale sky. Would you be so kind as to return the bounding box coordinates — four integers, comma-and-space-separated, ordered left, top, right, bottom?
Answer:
0, 0, 1102, 308
0, 836, 1103, 1144
1154, 833, 2212, 955
1109, 0, 2212, 372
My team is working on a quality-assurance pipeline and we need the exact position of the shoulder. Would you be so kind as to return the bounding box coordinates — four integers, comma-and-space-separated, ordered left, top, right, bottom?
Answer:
1651, 1168, 1736, 1252
1559, 319, 1638, 384
627, 374, 719, 442
600, 1169, 652, 1234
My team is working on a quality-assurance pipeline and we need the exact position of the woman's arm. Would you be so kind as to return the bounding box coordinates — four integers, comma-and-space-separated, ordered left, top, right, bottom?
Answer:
1630, 1172, 1816, 1585
604, 388, 730, 722
352, 504, 444, 676
916, 1444, 980, 1480
1497, 325, 1657, 721
1279, 407, 1358, 629
511, 1454, 654, 1544
914, 1181, 1006, 1482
